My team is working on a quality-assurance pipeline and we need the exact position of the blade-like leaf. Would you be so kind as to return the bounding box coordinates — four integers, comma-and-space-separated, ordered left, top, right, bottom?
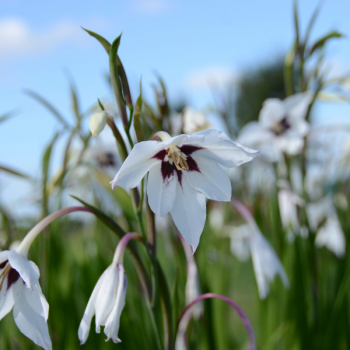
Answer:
309, 31, 344, 55
134, 80, 144, 142
0, 110, 17, 124
24, 89, 70, 129
82, 27, 111, 54
304, 0, 323, 49
109, 34, 128, 126
0, 165, 32, 180
70, 195, 126, 237
293, 0, 300, 48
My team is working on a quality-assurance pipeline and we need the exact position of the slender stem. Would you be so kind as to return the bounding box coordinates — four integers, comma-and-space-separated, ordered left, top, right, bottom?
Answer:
17, 206, 92, 257
113, 232, 142, 264
177, 293, 256, 350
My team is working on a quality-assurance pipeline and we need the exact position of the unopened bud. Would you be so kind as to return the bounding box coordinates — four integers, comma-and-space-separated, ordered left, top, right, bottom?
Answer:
89, 111, 108, 138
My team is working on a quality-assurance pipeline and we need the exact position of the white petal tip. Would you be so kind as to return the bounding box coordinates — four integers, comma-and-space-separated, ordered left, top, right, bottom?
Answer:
110, 181, 115, 190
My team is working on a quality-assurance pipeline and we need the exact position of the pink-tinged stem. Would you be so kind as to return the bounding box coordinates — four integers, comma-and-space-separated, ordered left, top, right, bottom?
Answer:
177, 293, 256, 350
231, 198, 260, 236
18, 206, 92, 256
113, 232, 143, 264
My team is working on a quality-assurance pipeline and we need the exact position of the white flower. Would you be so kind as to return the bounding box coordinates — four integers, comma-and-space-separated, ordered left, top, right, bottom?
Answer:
183, 107, 212, 134
110, 129, 259, 251
278, 181, 305, 234
78, 251, 127, 344
238, 92, 312, 160
89, 111, 108, 138
0, 247, 51, 350
231, 199, 289, 299
306, 196, 346, 257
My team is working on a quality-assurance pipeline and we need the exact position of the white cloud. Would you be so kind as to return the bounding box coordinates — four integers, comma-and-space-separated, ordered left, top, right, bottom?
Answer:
0, 18, 87, 61
185, 66, 240, 91
132, 0, 168, 14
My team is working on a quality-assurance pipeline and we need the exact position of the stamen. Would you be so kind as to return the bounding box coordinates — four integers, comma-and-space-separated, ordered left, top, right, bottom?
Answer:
0, 263, 10, 291
167, 146, 189, 171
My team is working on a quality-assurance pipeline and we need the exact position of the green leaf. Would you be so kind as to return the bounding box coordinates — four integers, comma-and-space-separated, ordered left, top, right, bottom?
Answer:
109, 34, 128, 126
0, 110, 17, 124
0, 165, 32, 180
81, 27, 111, 54
24, 89, 70, 129
133, 80, 144, 142
303, 1, 323, 50
70, 195, 126, 237
309, 31, 344, 55
97, 98, 105, 111
42, 132, 60, 216
293, 0, 300, 49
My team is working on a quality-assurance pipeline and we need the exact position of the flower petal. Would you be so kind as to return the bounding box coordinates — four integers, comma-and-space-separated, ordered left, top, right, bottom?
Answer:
147, 162, 177, 216
8, 251, 39, 291
250, 232, 289, 299
13, 287, 52, 350
104, 264, 127, 343
24, 278, 49, 321
78, 267, 108, 345
110, 141, 160, 190
170, 175, 206, 252
259, 98, 285, 128
315, 216, 346, 258
284, 92, 312, 121
187, 156, 232, 201
95, 265, 119, 332
184, 129, 260, 168
0, 251, 9, 266
0, 278, 17, 321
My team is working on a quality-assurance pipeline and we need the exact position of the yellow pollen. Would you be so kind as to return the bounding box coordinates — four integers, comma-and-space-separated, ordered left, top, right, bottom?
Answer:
0, 263, 10, 291
167, 146, 189, 171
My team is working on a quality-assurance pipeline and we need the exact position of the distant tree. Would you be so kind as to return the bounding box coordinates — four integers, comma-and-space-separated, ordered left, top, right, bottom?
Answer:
234, 58, 286, 130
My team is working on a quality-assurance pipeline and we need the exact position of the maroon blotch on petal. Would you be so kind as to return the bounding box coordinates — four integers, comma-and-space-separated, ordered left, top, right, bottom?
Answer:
180, 145, 203, 156
7, 268, 20, 290
161, 161, 175, 181
152, 149, 167, 160
187, 156, 201, 173
175, 168, 183, 187
0, 260, 8, 269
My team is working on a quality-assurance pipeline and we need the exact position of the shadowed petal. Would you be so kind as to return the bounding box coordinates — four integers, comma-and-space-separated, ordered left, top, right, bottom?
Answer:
8, 251, 39, 291
147, 162, 177, 216
250, 232, 289, 299
170, 176, 206, 252
95, 266, 119, 332
24, 280, 49, 321
187, 156, 232, 201
78, 268, 108, 344
104, 265, 127, 343
13, 287, 52, 350
110, 141, 160, 190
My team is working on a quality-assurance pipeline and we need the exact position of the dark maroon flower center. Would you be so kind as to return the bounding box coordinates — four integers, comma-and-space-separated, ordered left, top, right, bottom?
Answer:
152, 144, 203, 186
0, 260, 21, 291
272, 117, 291, 136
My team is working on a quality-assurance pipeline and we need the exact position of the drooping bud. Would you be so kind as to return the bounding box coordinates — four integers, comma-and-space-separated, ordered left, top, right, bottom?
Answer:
89, 111, 108, 138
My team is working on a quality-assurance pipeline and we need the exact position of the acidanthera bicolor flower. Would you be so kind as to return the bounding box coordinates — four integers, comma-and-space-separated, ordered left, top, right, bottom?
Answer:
110, 129, 259, 252
238, 92, 312, 161
231, 199, 289, 299
183, 107, 212, 134
0, 207, 91, 350
78, 233, 140, 344
306, 196, 345, 258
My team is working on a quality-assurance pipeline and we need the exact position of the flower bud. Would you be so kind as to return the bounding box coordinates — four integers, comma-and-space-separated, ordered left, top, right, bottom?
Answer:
89, 111, 108, 138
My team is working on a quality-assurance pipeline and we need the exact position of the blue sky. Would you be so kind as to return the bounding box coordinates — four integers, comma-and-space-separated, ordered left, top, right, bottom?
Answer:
1, 0, 350, 213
